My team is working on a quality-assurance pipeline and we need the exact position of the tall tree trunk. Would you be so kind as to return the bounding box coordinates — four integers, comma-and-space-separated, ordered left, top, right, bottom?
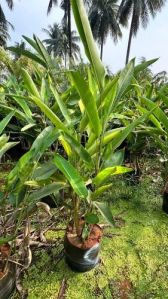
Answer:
125, 13, 134, 65
100, 35, 104, 61
67, 0, 72, 59
65, 49, 67, 68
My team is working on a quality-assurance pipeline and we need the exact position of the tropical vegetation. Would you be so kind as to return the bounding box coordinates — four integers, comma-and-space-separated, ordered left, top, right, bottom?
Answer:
0, 0, 168, 298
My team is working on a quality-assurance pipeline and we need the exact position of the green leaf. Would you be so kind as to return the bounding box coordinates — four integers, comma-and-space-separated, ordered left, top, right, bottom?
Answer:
116, 60, 134, 100
22, 69, 40, 98
30, 96, 68, 132
91, 184, 113, 199
137, 105, 163, 130
93, 201, 114, 225
7, 47, 46, 67
142, 97, 168, 132
21, 123, 36, 132
50, 84, 71, 125
134, 58, 158, 76
87, 128, 123, 155
85, 213, 99, 224
93, 166, 132, 186
0, 134, 9, 148
70, 71, 102, 137
0, 142, 19, 159
53, 154, 88, 198
0, 236, 16, 245
10, 95, 33, 121
32, 162, 57, 181
0, 110, 15, 135
7, 126, 59, 192
102, 149, 125, 168
28, 182, 66, 203
63, 132, 93, 166
71, 0, 105, 91
110, 109, 157, 151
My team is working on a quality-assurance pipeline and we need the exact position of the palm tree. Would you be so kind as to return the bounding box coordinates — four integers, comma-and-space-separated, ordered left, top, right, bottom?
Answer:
0, 23, 10, 47
88, 0, 122, 60
0, 0, 14, 47
43, 23, 80, 67
118, 0, 166, 65
0, 0, 14, 25
47, 0, 72, 58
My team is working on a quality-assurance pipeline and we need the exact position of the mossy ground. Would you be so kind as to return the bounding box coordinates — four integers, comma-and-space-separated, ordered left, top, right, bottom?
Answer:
10, 158, 168, 298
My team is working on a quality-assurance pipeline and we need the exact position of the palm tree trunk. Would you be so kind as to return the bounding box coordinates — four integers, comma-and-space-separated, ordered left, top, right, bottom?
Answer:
68, 0, 72, 59
100, 35, 104, 61
125, 13, 134, 65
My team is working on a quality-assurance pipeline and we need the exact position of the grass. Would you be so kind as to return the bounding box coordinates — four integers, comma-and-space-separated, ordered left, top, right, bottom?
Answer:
9, 157, 168, 298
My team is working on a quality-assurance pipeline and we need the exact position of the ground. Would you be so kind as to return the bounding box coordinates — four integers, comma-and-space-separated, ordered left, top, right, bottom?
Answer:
4, 158, 168, 298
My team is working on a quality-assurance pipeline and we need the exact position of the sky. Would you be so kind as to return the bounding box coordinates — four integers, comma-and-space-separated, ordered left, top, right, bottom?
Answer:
2, 0, 168, 74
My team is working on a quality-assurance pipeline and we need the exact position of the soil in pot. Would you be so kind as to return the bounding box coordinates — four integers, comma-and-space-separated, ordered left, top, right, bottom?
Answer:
64, 220, 102, 272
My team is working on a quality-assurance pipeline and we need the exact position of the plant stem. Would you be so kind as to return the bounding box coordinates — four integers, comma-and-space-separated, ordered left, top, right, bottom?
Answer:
72, 194, 79, 236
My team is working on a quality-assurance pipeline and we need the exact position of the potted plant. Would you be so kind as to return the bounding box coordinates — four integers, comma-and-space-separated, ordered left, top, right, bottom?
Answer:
6, 0, 155, 272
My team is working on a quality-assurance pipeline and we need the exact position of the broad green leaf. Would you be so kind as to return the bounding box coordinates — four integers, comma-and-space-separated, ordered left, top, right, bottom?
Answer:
91, 184, 113, 199
88, 128, 123, 155
71, 0, 105, 91
116, 60, 134, 100
142, 97, 168, 132
110, 109, 157, 151
21, 123, 36, 132
22, 69, 40, 98
50, 85, 71, 125
70, 71, 102, 137
7, 47, 46, 67
0, 142, 19, 159
10, 95, 33, 121
85, 213, 99, 224
53, 154, 88, 198
59, 135, 72, 156
0, 104, 29, 122
23, 35, 40, 52
7, 127, 59, 191
137, 105, 163, 130
30, 96, 68, 132
93, 166, 132, 186
32, 162, 57, 181
63, 132, 93, 166
0, 110, 15, 134
28, 182, 66, 203
102, 149, 125, 168
134, 58, 158, 76
97, 77, 118, 109
93, 201, 114, 225
0, 134, 9, 148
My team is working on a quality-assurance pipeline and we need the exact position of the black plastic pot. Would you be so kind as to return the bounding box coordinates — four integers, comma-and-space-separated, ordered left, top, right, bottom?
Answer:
162, 191, 168, 214
64, 227, 102, 272
0, 262, 16, 299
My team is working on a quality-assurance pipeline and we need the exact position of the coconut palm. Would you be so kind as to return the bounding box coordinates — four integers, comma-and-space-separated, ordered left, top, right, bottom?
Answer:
43, 23, 80, 67
0, 0, 14, 25
88, 0, 122, 60
47, 0, 89, 59
47, 0, 72, 58
0, 0, 14, 47
118, 0, 166, 65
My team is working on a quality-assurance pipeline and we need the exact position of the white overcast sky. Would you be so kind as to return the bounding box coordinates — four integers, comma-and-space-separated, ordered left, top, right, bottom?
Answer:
2, 0, 168, 74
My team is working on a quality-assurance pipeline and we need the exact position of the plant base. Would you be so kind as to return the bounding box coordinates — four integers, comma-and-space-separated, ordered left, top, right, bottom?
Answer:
0, 262, 16, 299
64, 223, 102, 273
